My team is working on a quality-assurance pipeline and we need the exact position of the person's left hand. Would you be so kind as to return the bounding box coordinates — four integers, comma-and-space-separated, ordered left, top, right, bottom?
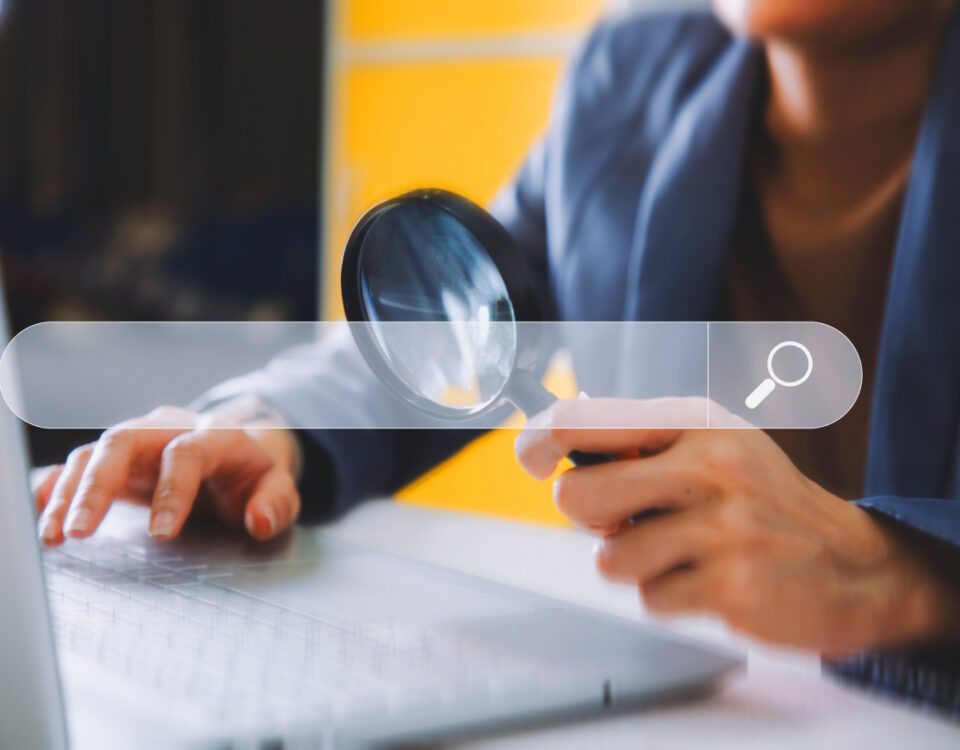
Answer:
516, 397, 959, 654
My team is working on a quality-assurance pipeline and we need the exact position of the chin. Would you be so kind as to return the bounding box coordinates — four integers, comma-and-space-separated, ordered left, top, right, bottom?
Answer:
712, 0, 839, 37
710, 0, 927, 44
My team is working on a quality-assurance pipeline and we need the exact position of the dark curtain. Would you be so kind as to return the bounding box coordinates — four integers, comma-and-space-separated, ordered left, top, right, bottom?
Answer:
0, 0, 321, 223
0, 0, 323, 463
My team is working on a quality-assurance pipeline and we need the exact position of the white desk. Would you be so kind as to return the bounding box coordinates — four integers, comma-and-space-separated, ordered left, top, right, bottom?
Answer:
325, 500, 960, 749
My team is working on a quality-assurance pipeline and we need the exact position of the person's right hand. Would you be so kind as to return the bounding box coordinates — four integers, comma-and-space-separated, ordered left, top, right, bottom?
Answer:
34, 406, 302, 546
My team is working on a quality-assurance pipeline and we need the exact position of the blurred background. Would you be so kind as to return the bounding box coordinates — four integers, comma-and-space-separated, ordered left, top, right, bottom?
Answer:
0, 0, 699, 524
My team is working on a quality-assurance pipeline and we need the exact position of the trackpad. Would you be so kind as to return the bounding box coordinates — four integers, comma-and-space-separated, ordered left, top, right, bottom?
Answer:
439, 609, 706, 681
225, 549, 539, 627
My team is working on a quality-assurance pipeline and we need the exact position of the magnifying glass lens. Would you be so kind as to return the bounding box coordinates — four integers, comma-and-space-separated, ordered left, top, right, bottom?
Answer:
356, 200, 518, 414
343, 189, 616, 469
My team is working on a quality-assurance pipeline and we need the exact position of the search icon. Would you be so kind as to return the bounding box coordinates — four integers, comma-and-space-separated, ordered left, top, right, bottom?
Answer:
745, 340, 813, 410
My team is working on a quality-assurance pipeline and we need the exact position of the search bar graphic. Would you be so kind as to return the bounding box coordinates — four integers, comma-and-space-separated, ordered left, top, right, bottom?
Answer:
0, 321, 861, 430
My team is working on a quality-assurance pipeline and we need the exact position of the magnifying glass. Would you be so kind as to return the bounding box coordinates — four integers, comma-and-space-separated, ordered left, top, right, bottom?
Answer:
341, 189, 611, 467
744, 340, 813, 410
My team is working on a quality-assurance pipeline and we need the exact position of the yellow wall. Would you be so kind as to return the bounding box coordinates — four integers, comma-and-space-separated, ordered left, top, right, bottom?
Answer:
346, 0, 606, 39
324, 1, 604, 524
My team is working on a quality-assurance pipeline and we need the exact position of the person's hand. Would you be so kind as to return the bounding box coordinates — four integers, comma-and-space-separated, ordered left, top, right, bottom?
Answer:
34, 406, 302, 546
516, 397, 960, 654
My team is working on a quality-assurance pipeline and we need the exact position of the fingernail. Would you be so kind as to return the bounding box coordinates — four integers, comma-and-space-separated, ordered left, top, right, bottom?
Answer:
39, 518, 58, 543
64, 508, 93, 536
593, 540, 612, 564
261, 507, 277, 537
150, 511, 176, 539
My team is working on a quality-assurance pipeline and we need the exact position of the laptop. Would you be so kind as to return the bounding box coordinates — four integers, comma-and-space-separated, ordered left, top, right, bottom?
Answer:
0, 280, 741, 749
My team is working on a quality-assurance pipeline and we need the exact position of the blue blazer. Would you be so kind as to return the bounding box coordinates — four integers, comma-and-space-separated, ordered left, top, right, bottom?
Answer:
305, 10, 960, 549
205, 9, 960, 710
531, 12, 960, 541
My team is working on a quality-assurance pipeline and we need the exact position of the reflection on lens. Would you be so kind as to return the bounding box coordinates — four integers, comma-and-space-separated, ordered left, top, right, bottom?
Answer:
357, 202, 517, 411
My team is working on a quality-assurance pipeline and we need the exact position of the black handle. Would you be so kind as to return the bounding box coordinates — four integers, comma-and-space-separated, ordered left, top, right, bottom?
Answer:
506, 372, 659, 522
506, 371, 618, 469
568, 449, 617, 467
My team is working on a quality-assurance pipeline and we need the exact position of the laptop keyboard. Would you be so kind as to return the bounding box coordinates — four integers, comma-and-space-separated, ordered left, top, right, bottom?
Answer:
43, 537, 545, 729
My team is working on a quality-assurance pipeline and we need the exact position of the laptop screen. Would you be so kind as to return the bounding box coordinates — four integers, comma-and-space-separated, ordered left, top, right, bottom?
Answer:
0, 274, 69, 750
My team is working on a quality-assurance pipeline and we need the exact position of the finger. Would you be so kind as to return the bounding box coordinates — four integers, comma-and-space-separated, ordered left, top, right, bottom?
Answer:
32, 465, 64, 515
148, 429, 245, 540
39, 446, 94, 546
595, 510, 716, 584
65, 426, 188, 539
552, 450, 713, 532
244, 469, 301, 540
640, 562, 726, 617
515, 397, 709, 479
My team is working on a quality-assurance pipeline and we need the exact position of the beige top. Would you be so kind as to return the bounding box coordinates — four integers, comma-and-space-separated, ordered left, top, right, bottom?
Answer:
725, 128, 913, 499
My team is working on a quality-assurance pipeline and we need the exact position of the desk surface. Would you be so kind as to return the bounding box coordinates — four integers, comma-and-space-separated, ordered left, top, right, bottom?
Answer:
324, 500, 960, 749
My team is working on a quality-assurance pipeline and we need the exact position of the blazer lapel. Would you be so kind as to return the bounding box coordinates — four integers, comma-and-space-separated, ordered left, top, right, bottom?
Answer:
621, 18, 960, 499
866, 11, 960, 498
624, 40, 763, 322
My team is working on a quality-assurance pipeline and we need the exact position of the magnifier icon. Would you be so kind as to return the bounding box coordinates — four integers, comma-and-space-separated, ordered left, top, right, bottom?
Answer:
745, 341, 813, 410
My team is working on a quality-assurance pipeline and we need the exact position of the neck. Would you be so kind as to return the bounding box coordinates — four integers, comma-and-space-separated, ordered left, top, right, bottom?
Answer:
763, 13, 950, 184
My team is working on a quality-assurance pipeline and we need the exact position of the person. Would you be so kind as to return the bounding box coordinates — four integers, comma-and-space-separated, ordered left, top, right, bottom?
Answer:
31, 0, 960, 697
